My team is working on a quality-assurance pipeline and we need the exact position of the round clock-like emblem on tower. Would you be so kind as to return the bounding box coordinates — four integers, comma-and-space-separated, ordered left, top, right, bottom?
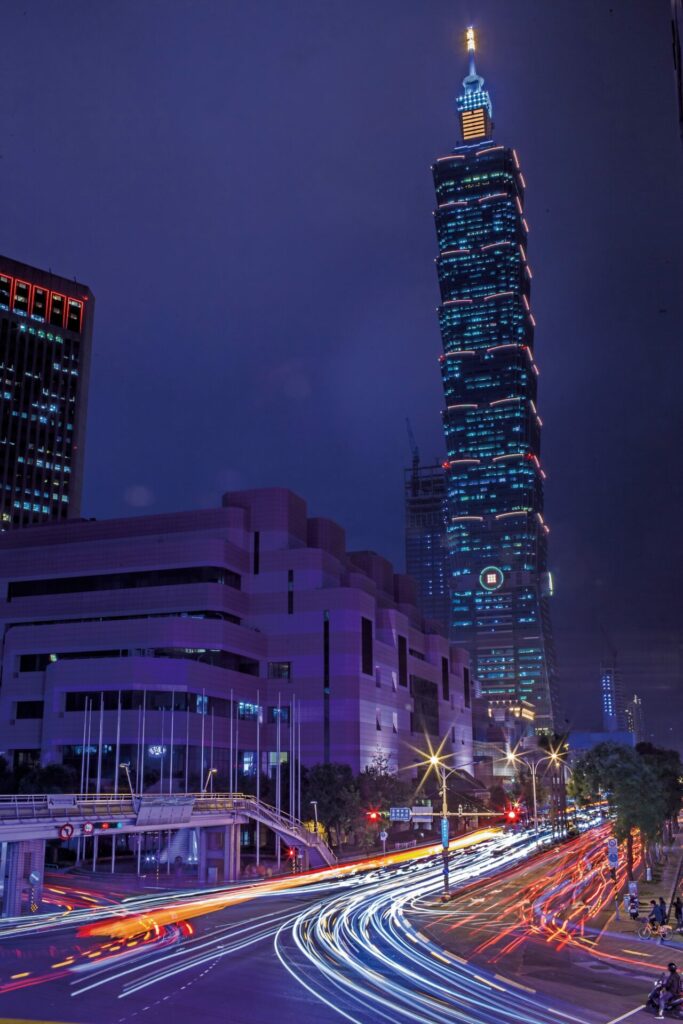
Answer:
479, 565, 504, 591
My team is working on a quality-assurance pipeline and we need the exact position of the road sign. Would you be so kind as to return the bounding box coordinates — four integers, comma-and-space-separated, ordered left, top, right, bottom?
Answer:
411, 805, 434, 823
440, 817, 449, 848
379, 831, 388, 842
82, 822, 94, 835
607, 837, 619, 868
59, 823, 74, 840
389, 807, 411, 822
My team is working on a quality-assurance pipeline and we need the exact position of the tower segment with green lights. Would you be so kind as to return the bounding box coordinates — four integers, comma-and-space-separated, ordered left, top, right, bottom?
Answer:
432, 28, 558, 731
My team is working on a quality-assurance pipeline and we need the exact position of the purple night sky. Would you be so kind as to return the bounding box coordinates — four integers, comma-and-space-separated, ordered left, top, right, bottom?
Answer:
2, 1, 682, 748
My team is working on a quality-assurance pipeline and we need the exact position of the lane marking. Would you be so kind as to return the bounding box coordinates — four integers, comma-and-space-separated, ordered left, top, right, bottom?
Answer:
604, 1007, 646, 1024
494, 972, 536, 993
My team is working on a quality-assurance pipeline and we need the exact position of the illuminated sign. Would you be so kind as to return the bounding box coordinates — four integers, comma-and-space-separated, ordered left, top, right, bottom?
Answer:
479, 566, 504, 591
466, 26, 476, 52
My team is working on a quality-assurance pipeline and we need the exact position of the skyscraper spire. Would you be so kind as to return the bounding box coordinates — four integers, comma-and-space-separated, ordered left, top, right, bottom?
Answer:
456, 26, 493, 143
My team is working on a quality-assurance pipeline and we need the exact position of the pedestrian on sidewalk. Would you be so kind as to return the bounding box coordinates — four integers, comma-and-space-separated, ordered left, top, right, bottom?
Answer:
659, 897, 669, 924
673, 896, 683, 933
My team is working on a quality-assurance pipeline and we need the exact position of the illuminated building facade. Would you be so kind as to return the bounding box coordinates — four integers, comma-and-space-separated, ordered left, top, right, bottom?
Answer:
600, 660, 625, 733
431, 29, 558, 731
0, 488, 473, 784
0, 255, 93, 529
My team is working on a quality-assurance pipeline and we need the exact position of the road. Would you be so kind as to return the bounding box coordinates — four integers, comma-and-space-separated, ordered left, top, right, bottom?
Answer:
0, 823, 671, 1024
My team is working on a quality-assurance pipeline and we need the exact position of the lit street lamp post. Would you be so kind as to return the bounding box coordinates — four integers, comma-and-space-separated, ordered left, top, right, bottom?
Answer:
119, 762, 134, 799
505, 749, 565, 834
203, 767, 217, 794
310, 800, 319, 834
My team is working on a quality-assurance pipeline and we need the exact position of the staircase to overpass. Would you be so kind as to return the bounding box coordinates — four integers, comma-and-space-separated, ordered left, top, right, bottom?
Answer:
0, 792, 337, 916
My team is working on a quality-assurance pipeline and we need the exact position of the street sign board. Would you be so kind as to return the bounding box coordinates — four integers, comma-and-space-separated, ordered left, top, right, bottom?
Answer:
607, 837, 619, 868
440, 817, 449, 848
82, 822, 94, 835
389, 807, 411, 822
379, 831, 388, 842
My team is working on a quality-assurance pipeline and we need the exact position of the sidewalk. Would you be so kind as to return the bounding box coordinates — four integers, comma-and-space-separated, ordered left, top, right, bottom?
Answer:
600, 830, 683, 943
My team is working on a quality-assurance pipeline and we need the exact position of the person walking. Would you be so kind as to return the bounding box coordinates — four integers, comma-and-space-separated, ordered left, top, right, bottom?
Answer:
659, 897, 669, 924
673, 895, 683, 933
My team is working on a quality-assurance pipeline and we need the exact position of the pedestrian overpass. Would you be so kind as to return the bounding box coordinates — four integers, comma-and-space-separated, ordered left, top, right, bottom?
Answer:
0, 792, 336, 916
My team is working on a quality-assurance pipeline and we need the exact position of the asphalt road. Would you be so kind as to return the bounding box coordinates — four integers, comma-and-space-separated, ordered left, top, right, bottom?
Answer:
0, 823, 665, 1024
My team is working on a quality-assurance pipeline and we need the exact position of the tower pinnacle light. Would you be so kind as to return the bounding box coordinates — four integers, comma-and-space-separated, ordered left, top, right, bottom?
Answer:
456, 26, 492, 142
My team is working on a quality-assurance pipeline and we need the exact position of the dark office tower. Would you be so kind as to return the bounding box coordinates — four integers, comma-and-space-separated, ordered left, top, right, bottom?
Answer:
600, 660, 625, 733
0, 256, 93, 528
431, 29, 558, 731
404, 459, 450, 633
625, 693, 645, 743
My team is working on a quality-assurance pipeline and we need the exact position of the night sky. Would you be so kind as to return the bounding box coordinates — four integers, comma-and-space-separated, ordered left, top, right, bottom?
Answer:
2, 2, 682, 749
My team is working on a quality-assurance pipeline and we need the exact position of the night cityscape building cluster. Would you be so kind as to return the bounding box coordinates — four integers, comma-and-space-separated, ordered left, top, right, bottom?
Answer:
0, 488, 472, 785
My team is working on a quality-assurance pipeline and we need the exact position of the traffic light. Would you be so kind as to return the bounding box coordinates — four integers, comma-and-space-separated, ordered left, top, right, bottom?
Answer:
97, 821, 124, 831
505, 808, 519, 824
287, 847, 296, 859
366, 810, 379, 823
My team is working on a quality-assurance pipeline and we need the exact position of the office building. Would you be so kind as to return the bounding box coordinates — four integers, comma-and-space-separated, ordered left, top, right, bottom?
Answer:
0, 488, 473, 789
430, 28, 558, 730
625, 693, 645, 743
600, 660, 625, 733
0, 256, 94, 528
404, 460, 450, 634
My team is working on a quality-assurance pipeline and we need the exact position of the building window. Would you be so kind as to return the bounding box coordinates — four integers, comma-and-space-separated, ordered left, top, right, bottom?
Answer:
67, 299, 82, 333
19, 653, 52, 672
49, 293, 65, 327
361, 617, 373, 676
375, 667, 382, 688
241, 751, 257, 776
0, 276, 10, 306
375, 708, 381, 731
253, 531, 260, 575
398, 636, 408, 687
442, 656, 450, 702
237, 702, 260, 721
392, 712, 398, 734
31, 287, 47, 320
12, 280, 30, 314
16, 700, 44, 719
268, 706, 290, 724
463, 666, 471, 708
287, 569, 294, 614
268, 661, 291, 680
268, 751, 289, 767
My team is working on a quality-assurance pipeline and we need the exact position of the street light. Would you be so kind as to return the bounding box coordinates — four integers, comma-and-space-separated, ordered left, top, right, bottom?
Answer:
310, 800, 319, 835
505, 748, 565, 835
203, 767, 217, 794
119, 762, 134, 799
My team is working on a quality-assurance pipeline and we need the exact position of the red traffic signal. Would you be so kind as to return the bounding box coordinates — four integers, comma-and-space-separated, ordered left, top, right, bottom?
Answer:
366, 810, 379, 823
288, 847, 296, 859
506, 808, 519, 823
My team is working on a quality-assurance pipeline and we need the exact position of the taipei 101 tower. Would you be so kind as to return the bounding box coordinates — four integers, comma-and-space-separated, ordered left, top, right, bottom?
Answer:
432, 28, 558, 731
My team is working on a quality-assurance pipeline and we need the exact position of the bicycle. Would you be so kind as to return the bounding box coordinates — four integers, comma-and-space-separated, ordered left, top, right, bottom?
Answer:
639, 920, 673, 941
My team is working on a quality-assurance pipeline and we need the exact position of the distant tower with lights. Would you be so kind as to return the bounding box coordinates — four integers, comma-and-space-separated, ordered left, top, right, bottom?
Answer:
431, 28, 558, 731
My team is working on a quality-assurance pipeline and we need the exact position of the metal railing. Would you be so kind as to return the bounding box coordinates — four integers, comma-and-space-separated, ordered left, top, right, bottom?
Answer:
0, 792, 336, 864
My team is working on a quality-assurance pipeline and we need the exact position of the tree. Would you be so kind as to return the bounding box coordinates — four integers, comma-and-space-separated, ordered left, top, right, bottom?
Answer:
302, 763, 359, 847
635, 743, 683, 840
18, 762, 78, 794
356, 751, 414, 813
571, 742, 666, 878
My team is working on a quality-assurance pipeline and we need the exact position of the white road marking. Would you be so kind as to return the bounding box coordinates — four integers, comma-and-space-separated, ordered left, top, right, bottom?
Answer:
603, 1005, 646, 1024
